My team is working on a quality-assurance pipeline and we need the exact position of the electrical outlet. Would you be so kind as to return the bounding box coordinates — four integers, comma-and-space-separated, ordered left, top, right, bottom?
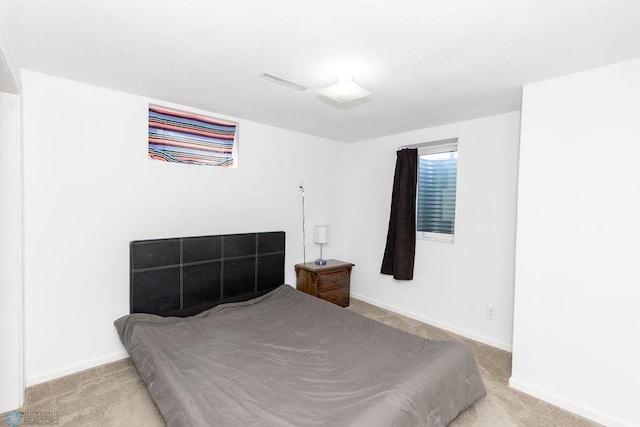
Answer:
485, 305, 496, 321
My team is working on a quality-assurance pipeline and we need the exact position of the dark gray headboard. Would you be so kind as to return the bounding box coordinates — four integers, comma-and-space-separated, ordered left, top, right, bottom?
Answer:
130, 231, 285, 317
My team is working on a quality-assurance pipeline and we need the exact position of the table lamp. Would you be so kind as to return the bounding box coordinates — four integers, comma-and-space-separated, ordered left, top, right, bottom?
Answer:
313, 225, 330, 265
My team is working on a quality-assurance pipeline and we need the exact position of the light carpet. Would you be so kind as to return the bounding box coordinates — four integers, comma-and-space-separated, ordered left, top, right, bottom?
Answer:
7, 298, 600, 426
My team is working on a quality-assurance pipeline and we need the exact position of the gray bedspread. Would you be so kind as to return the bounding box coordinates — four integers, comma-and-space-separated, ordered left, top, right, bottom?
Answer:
115, 285, 486, 426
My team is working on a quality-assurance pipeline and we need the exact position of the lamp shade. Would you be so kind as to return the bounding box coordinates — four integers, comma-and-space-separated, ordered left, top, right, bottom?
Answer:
313, 225, 330, 244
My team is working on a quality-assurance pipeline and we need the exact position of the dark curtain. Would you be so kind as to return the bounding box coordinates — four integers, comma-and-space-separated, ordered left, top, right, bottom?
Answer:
381, 148, 418, 280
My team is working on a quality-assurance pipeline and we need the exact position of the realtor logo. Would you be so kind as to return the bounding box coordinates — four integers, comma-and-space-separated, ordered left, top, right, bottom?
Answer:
4, 411, 58, 426
5, 411, 23, 427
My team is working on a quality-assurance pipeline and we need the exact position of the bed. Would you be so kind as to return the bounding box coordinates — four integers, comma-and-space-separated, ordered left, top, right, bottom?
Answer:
116, 231, 486, 426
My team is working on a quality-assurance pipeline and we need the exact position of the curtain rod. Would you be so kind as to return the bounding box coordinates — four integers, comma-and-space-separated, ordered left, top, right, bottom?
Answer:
398, 137, 458, 151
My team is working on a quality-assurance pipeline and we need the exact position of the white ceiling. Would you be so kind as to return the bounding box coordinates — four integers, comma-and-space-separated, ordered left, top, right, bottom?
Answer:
6, 0, 640, 142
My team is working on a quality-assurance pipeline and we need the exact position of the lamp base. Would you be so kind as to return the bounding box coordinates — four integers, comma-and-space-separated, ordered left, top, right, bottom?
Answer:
315, 258, 328, 266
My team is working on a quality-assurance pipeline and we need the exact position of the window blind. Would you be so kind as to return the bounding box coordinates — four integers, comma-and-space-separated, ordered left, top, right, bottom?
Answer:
417, 145, 458, 235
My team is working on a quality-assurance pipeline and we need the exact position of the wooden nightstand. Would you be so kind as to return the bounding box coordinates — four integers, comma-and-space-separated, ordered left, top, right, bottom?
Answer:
295, 259, 354, 307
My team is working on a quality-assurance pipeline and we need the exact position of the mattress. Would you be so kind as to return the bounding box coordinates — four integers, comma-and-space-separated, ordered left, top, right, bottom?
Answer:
115, 285, 486, 426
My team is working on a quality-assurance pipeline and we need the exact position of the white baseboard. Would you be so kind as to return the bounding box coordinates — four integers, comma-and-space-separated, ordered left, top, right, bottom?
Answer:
26, 351, 129, 387
509, 377, 634, 427
350, 291, 512, 352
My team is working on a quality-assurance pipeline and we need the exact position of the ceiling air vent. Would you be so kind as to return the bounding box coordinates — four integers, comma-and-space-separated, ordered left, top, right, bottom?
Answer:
259, 73, 307, 91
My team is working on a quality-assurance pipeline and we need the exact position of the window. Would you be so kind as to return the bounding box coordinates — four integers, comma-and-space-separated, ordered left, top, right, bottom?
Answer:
416, 139, 458, 243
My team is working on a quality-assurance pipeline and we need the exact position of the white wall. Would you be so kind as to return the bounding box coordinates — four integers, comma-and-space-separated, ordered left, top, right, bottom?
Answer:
511, 58, 640, 427
0, 0, 24, 412
344, 112, 521, 350
21, 70, 346, 385
0, 91, 24, 412
0, 0, 20, 94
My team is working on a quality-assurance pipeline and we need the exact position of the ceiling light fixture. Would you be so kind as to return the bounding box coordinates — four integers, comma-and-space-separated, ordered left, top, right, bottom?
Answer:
317, 75, 370, 103
259, 73, 307, 91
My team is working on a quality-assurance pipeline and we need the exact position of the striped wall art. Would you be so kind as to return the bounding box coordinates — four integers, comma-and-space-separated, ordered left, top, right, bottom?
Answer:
148, 105, 237, 167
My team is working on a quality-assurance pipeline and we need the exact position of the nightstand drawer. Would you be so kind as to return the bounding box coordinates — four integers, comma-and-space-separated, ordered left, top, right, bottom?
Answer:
318, 287, 349, 307
317, 270, 349, 291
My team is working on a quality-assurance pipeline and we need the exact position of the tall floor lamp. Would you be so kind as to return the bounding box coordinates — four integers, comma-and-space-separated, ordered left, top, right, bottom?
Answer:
313, 225, 330, 265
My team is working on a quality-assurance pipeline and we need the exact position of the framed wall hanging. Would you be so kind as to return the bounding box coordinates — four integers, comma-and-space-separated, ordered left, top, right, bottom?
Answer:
148, 104, 238, 167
